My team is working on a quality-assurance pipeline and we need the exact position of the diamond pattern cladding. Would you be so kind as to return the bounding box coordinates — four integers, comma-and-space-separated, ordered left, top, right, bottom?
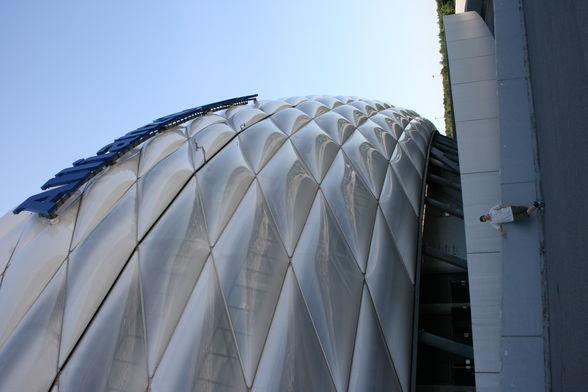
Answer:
0, 96, 435, 391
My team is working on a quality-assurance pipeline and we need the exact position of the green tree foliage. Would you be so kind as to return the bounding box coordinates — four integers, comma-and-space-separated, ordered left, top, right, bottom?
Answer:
435, 0, 455, 138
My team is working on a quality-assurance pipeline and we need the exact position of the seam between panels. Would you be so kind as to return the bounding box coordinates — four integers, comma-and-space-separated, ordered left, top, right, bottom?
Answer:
287, 266, 339, 392
135, 248, 151, 389
363, 282, 405, 389
0, 211, 37, 289
207, 254, 251, 391
362, 209, 414, 345
147, 182, 213, 380
52, 192, 84, 388
342, 281, 366, 392
240, 262, 289, 391
0, 222, 26, 289
409, 128, 437, 392
304, 190, 365, 390
336, 147, 379, 272
149, 248, 213, 382
247, 137, 309, 259
53, 186, 142, 380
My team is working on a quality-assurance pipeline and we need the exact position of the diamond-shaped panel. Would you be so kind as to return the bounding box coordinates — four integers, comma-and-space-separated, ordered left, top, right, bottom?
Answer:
213, 181, 289, 386
292, 192, 363, 391
151, 259, 246, 392
0, 96, 436, 391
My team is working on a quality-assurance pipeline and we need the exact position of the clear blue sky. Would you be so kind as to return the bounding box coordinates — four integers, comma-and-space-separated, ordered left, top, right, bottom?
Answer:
0, 0, 444, 214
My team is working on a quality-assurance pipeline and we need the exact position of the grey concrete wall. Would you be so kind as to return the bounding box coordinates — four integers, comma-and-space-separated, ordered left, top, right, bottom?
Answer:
444, 12, 502, 392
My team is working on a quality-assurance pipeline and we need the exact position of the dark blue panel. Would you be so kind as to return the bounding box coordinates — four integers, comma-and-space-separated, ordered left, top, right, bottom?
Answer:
14, 94, 258, 216
13, 182, 81, 217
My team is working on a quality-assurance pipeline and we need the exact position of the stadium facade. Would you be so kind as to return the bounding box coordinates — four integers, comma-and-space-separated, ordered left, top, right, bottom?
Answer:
0, 95, 471, 391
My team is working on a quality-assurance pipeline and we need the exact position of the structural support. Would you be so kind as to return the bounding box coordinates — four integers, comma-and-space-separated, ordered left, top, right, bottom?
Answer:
423, 245, 468, 270
419, 331, 474, 359
427, 173, 461, 191
429, 157, 459, 174
420, 303, 470, 315
425, 197, 464, 219
431, 147, 460, 173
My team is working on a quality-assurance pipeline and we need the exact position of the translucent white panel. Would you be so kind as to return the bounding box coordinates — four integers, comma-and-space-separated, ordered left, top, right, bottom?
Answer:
365, 209, 415, 391
404, 122, 429, 156
213, 182, 289, 386
291, 193, 363, 391
138, 130, 187, 177
357, 120, 397, 159
191, 122, 237, 161
259, 99, 291, 115
0, 262, 66, 392
71, 151, 139, 249
296, 100, 329, 118
334, 95, 353, 104
189, 138, 206, 172
257, 141, 318, 256
370, 113, 404, 140
290, 121, 339, 183
333, 104, 368, 127
223, 104, 249, 119
316, 96, 344, 109
60, 254, 148, 392
341, 130, 389, 198
0, 201, 77, 348
0, 209, 29, 239
284, 96, 308, 106
321, 151, 378, 272
269, 107, 311, 136
228, 108, 267, 132
372, 100, 388, 110
399, 135, 426, 178
197, 141, 255, 244
314, 111, 355, 145
137, 142, 194, 240
348, 286, 402, 392
379, 167, 419, 281
59, 185, 137, 365
390, 146, 422, 215
253, 268, 336, 392
381, 109, 410, 131
0, 210, 30, 275
238, 118, 287, 173
139, 177, 211, 375
350, 100, 378, 117
188, 114, 227, 137
152, 260, 246, 392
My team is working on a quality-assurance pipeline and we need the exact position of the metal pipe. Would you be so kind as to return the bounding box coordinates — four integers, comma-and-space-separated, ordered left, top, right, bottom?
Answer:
425, 197, 464, 219
419, 331, 474, 358
423, 245, 467, 269
427, 173, 462, 191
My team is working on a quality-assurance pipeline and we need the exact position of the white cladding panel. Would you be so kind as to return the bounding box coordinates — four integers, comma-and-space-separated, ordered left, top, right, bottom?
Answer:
0, 96, 435, 391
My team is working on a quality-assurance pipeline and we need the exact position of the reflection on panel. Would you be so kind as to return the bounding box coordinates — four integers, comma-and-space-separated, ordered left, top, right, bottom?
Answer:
366, 209, 416, 391
349, 285, 402, 392
139, 177, 211, 375
321, 151, 378, 272
213, 181, 289, 386
257, 141, 318, 256
60, 253, 148, 392
0, 96, 436, 391
59, 185, 138, 365
152, 260, 246, 392
253, 268, 337, 392
292, 193, 363, 391
0, 199, 77, 349
0, 262, 66, 392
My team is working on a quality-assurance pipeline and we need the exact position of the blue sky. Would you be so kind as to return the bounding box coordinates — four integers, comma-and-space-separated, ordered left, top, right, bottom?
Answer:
0, 1, 443, 214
